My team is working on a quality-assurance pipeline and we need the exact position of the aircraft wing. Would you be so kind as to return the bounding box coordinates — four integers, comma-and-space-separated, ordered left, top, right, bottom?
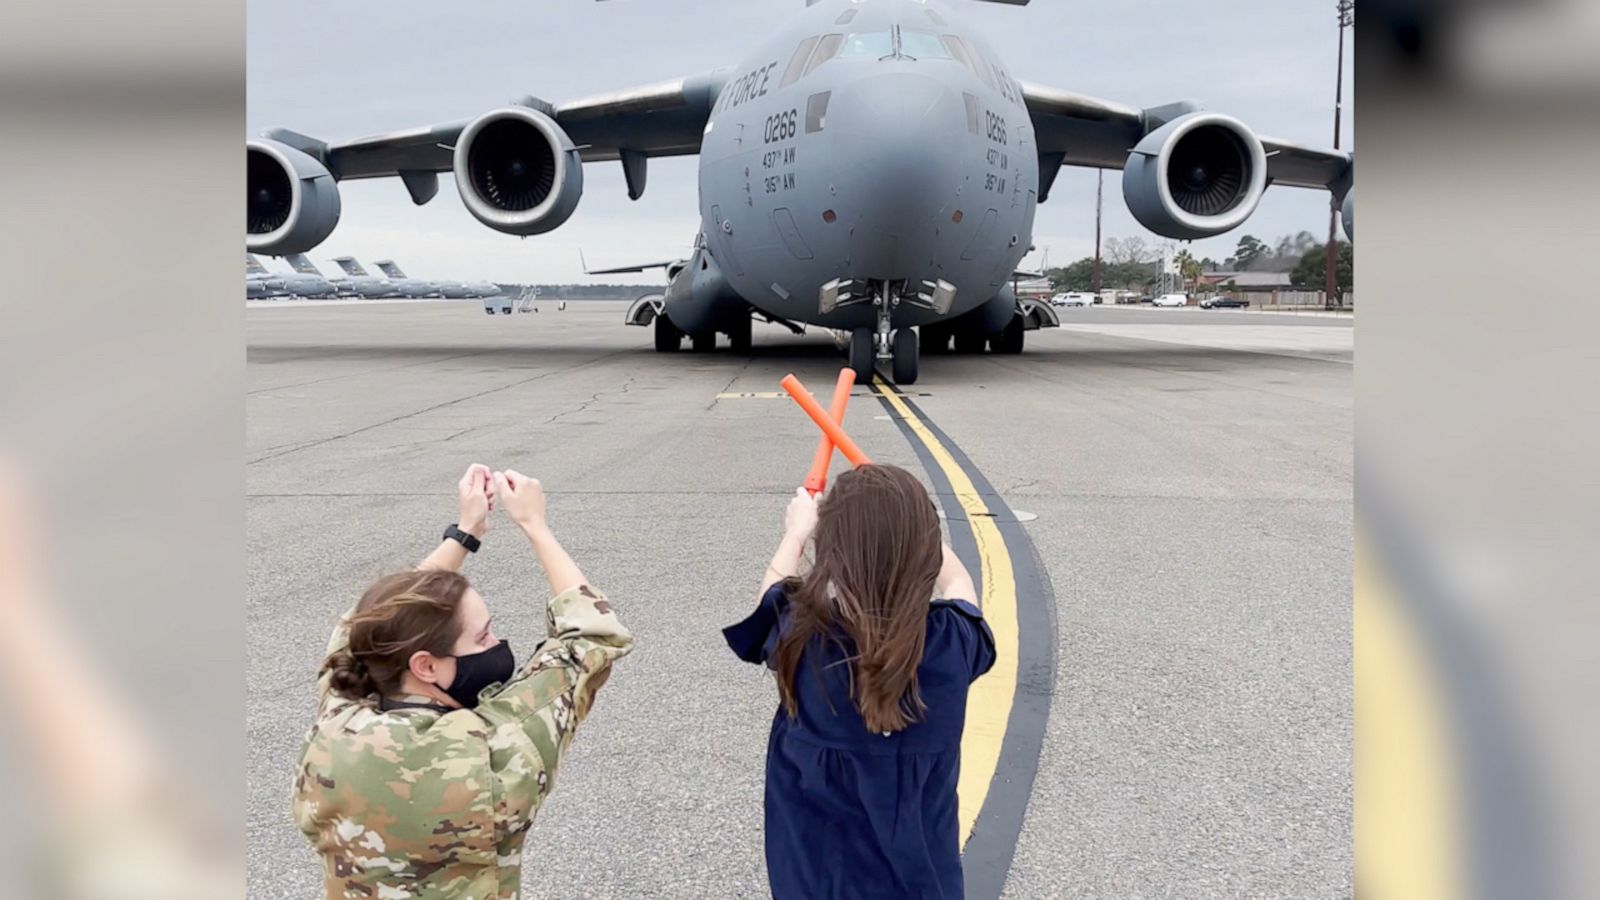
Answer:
284, 68, 731, 184
584, 260, 681, 275
1020, 81, 1352, 199
578, 248, 686, 276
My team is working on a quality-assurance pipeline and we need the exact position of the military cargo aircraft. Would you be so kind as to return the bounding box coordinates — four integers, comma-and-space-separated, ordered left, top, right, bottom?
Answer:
246, 253, 338, 299
325, 256, 405, 299
371, 260, 502, 301
247, 0, 1352, 383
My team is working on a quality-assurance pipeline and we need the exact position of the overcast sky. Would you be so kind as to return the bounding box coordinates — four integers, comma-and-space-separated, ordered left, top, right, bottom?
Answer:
247, 0, 1354, 284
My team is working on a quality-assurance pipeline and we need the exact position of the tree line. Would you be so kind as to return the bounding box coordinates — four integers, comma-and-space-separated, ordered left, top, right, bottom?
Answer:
494, 283, 664, 298
1046, 232, 1352, 298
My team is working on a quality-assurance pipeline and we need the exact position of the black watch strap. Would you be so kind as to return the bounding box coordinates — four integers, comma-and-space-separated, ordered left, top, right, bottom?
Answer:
443, 524, 481, 553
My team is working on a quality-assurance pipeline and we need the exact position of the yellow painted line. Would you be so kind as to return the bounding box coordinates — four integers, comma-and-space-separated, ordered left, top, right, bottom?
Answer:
1355, 534, 1463, 899
873, 376, 1019, 848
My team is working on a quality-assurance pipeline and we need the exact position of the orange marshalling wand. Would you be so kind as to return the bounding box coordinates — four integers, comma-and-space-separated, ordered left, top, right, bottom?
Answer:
781, 372, 872, 478
801, 369, 857, 495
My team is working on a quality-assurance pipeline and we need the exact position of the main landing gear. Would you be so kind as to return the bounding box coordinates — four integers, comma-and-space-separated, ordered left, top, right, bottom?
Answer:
941, 315, 1024, 356
654, 312, 682, 352
727, 313, 752, 353
653, 308, 757, 354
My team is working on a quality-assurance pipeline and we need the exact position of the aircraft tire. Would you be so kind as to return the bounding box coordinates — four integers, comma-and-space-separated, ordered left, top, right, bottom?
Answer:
728, 314, 752, 353
892, 328, 919, 385
691, 331, 716, 353
654, 314, 682, 353
849, 328, 875, 384
991, 316, 1025, 355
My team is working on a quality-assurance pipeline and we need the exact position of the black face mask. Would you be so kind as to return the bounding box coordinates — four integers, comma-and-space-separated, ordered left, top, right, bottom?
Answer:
442, 640, 514, 709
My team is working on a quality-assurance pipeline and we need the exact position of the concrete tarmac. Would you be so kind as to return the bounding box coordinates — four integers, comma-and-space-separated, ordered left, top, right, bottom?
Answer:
247, 299, 1351, 897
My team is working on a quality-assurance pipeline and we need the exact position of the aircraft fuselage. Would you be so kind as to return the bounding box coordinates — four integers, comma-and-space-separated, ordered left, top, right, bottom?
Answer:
693, 0, 1036, 331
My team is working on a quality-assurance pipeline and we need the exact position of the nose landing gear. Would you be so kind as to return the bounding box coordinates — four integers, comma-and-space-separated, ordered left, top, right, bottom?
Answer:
891, 326, 919, 384
843, 280, 924, 385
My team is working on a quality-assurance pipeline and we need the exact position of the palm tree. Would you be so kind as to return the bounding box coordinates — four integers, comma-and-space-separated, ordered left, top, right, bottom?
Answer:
1173, 249, 1202, 295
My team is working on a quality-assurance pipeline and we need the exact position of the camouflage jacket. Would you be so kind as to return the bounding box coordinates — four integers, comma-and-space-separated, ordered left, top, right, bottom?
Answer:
293, 583, 633, 899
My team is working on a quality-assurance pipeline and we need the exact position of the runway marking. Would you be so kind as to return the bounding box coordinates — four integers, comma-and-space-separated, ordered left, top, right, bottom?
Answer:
1356, 535, 1461, 899
869, 376, 1054, 899
1355, 495, 1549, 899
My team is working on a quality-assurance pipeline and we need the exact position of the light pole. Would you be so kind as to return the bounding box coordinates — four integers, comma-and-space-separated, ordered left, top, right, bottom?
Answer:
1326, 0, 1353, 308
1092, 169, 1104, 295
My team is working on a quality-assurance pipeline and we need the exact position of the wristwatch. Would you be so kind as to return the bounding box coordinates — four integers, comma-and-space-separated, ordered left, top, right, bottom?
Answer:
443, 524, 481, 553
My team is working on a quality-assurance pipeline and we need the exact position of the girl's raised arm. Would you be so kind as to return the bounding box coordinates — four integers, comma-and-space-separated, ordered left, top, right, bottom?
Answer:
935, 542, 978, 603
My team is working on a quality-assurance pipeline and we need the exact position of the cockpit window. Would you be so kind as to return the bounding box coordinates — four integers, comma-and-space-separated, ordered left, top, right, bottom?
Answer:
941, 34, 970, 65
959, 36, 997, 88
898, 31, 951, 60
780, 35, 820, 89
838, 32, 895, 59
805, 33, 844, 75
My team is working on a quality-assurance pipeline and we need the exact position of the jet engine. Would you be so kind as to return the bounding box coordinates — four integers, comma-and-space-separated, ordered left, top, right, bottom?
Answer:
247, 138, 342, 256
453, 107, 583, 236
1122, 112, 1267, 240
1342, 189, 1354, 241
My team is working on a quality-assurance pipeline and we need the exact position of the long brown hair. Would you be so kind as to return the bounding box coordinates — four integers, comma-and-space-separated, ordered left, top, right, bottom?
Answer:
322, 570, 470, 700
774, 464, 943, 733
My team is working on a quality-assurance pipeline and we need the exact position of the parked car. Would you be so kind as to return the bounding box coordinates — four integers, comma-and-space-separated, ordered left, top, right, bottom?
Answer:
1152, 293, 1189, 308
1052, 292, 1095, 307
1200, 295, 1250, 309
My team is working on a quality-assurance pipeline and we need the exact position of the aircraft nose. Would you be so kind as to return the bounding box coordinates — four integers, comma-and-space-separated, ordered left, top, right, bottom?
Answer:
823, 70, 967, 272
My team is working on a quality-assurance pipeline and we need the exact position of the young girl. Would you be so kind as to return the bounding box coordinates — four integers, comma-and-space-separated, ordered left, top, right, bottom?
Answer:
724, 464, 995, 899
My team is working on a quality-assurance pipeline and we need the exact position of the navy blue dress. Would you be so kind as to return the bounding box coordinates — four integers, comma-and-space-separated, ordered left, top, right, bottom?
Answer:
724, 584, 997, 900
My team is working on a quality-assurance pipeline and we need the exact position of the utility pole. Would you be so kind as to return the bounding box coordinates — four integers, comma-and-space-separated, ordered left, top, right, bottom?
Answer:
1092, 169, 1104, 295
1326, 0, 1353, 308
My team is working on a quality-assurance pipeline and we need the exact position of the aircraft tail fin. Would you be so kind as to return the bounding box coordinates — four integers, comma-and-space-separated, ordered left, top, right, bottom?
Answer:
245, 253, 269, 276
331, 256, 369, 277
284, 253, 323, 276
373, 259, 407, 279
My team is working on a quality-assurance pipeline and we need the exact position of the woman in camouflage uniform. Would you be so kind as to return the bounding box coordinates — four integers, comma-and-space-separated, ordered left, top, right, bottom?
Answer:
294, 464, 633, 899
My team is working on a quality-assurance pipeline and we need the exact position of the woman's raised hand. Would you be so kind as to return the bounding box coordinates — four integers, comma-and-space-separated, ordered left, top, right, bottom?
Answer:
784, 487, 818, 544
493, 469, 548, 533
457, 464, 494, 537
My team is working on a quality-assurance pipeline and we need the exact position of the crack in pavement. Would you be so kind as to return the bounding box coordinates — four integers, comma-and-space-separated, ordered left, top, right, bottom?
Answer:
539, 374, 640, 426
706, 357, 758, 411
